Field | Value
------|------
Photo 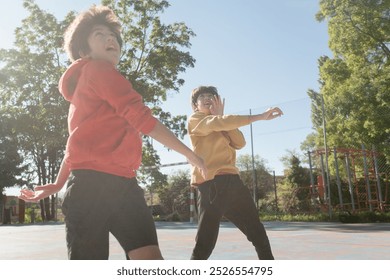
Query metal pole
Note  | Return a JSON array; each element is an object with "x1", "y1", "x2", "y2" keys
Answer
[
  {"x1": 190, "y1": 187, "x2": 195, "y2": 223},
  {"x1": 308, "y1": 151, "x2": 315, "y2": 194},
  {"x1": 308, "y1": 151, "x2": 316, "y2": 207},
  {"x1": 150, "y1": 189, "x2": 154, "y2": 214},
  {"x1": 0, "y1": 199, "x2": 3, "y2": 224},
  {"x1": 372, "y1": 145, "x2": 383, "y2": 210},
  {"x1": 55, "y1": 193, "x2": 58, "y2": 222},
  {"x1": 333, "y1": 148, "x2": 343, "y2": 209},
  {"x1": 320, "y1": 94, "x2": 332, "y2": 218},
  {"x1": 249, "y1": 109, "x2": 258, "y2": 208},
  {"x1": 362, "y1": 144, "x2": 373, "y2": 211},
  {"x1": 319, "y1": 153, "x2": 327, "y2": 201},
  {"x1": 345, "y1": 152, "x2": 356, "y2": 211},
  {"x1": 273, "y1": 171, "x2": 278, "y2": 212}
]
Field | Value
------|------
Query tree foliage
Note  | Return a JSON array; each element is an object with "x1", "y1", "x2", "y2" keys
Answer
[
  {"x1": 0, "y1": 0, "x2": 71, "y2": 220},
  {"x1": 156, "y1": 170, "x2": 191, "y2": 220},
  {"x1": 308, "y1": 0, "x2": 390, "y2": 161},
  {"x1": 0, "y1": 0, "x2": 196, "y2": 220},
  {"x1": 278, "y1": 151, "x2": 312, "y2": 212},
  {"x1": 0, "y1": 111, "x2": 25, "y2": 195},
  {"x1": 102, "y1": 0, "x2": 195, "y2": 177},
  {"x1": 101, "y1": 0, "x2": 197, "y2": 188},
  {"x1": 236, "y1": 154, "x2": 274, "y2": 203}
]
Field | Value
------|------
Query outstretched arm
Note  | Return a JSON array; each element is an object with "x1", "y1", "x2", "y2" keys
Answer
[
  {"x1": 250, "y1": 107, "x2": 283, "y2": 122},
  {"x1": 210, "y1": 94, "x2": 283, "y2": 122},
  {"x1": 19, "y1": 157, "x2": 70, "y2": 203},
  {"x1": 147, "y1": 120, "x2": 208, "y2": 179}
]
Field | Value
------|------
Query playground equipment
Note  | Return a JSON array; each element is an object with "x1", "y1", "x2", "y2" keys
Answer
[{"x1": 307, "y1": 146, "x2": 389, "y2": 213}]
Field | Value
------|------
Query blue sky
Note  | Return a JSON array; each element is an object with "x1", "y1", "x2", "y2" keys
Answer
[{"x1": 1, "y1": 0, "x2": 332, "y2": 184}]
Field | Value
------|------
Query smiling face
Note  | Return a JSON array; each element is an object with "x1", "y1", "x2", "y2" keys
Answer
[
  {"x1": 85, "y1": 24, "x2": 121, "y2": 65},
  {"x1": 195, "y1": 92, "x2": 216, "y2": 114}
]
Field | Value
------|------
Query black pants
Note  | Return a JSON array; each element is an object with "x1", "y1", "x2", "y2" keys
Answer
[
  {"x1": 62, "y1": 170, "x2": 158, "y2": 259},
  {"x1": 191, "y1": 174, "x2": 274, "y2": 260}
]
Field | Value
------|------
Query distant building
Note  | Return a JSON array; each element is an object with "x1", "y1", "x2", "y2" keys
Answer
[{"x1": 0, "y1": 195, "x2": 25, "y2": 224}]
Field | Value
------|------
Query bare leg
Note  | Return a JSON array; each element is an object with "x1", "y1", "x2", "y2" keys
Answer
[{"x1": 127, "y1": 245, "x2": 163, "y2": 260}]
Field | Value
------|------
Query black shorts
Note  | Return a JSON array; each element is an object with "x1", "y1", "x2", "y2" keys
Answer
[{"x1": 62, "y1": 169, "x2": 158, "y2": 259}]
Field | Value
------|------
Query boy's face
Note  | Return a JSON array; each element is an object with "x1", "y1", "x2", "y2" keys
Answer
[
  {"x1": 195, "y1": 93, "x2": 216, "y2": 114},
  {"x1": 86, "y1": 24, "x2": 121, "y2": 65}
]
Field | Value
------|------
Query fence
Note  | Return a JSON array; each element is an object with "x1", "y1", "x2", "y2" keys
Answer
[{"x1": 307, "y1": 146, "x2": 390, "y2": 214}]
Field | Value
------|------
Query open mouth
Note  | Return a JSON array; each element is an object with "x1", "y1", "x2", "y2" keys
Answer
[{"x1": 106, "y1": 46, "x2": 117, "y2": 52}]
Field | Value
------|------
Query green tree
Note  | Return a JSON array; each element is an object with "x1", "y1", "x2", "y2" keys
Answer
[
  {"x1": 138, "y1": 140, "x2": 168, "y2": 203},
  {"x1": 0, "y1": 0, "x2": 196, "y2": 220},
  {"x1": 102, "y1": 0, "x2": 196, "y2": 183},
  {"x1": 157, "y1": 170, "x2": 191, "y2": 220},
  {"x1": 285, "y1": 153, "x2": 311, "y2": 210},
  {"x1": 308, "y1": 0, "x2": 390, "y2": 163},
  {"x1": 281, "y1": 151, "x2": 312, "y2": 212},
  {"x1": 236, "y1": 154, "x2": 274, "y2": 209},
  {"x1": 0, "y1": 111, "x2": 25, "y2": 195},
  {"x1": 0, "y1": 0, "x2": 71, "y2": 220}
]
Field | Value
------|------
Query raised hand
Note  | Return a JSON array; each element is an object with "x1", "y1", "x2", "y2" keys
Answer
[{"x1": 210, "y1": 95, "x2": 225, "y2": 115}]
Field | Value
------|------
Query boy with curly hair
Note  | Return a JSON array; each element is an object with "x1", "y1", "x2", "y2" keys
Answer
[{"x1": 20, "y1": 5, "x2": 206, "y2": 260}]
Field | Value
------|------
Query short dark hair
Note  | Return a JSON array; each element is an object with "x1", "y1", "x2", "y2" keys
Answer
[
  {"x1": 191, "y1": 86, "x2": 218, "y2": 110},
  {"x1": 63, "y1": 5, "x2": 123, "y2": 62}
]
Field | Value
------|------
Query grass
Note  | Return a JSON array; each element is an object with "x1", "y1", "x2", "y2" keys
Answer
[
  {"x1": 260, "y1": 211, "x2": 390, "y2": 223},
  {"x1": 9, "y1": 208, "x2": 390, "y2": 225},
  {"x1": 260, "y1": 212, "x2": 334, "y2": 222}
]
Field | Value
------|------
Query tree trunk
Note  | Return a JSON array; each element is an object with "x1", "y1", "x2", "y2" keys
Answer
[
  {"x1": 18, "y1": 199, "x2": 25, "y2": 223},
  {"x1": 44, "y1": 197, "x2": 52, "y2": 221},
  {"x1": 39, "y1": 200, "x2": 46, "y2": 221}
]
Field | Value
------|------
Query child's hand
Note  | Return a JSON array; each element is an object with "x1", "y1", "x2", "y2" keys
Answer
[
  {"x1": 18, "y1": 184, "x2": 62, "y2": 203},
  {"x1": 210, "y1": 95, "x2": 225, "y2": 115},
  {"x1": 263, "y1": 107, "x2": 283, "y2": 120},
  {"x1": 187, "y1": 154, "x2": 208, "y2": 180}
]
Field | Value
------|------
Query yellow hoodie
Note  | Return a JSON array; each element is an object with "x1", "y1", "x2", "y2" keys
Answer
[{"x1": 188, "y1": 111, "x2": 251, "y2": 185}]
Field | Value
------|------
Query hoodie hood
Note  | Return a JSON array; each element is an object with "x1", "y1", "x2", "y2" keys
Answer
[{"x1": 58, "y1": 58, "x2": 90, "y2": 102}]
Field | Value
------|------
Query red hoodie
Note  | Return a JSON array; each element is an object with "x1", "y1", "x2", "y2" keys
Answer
[{"x1": 59, "y1": 58, "x2": 157, "y2": 178}]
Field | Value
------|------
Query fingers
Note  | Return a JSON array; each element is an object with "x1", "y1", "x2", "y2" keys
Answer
[
  {"x1": 265, "y1": 107, "x2": 283, "y2": 119},
  {"x1": 210, "y1": 95, "x2": 224, "y2": 115},
  {"x1": 188, "y1": 156, "x2": 208, "y2": 180},
  {"x1": 200, "y1": 165, "x2": 208, "y2": 179},
  {"x1": 274, "y1": 107, "x2": 283, "y2": 115},
  {"x1": 212, "y1": 95, "x2": 222, "y2": 106},
  {"x1": 18, "y1": 193, "x2": 40, "y2": 203},
  {"x1": 19, "y1": 188, "x2": 47, "y2": 203},
  {"x1": 197, "y1": 165, "x2": 207, "y2": 180},
  {"x1": 220, "y1": 97, "x2": 225, "y2": 115},
  {"x1": 20, "y1": 189, "x2": 35, "y2": 196}
]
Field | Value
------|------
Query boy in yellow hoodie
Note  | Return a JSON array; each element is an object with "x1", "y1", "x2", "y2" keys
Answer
[{"x1": 188, "y1": 86, "x2": 283, "y2": 259}]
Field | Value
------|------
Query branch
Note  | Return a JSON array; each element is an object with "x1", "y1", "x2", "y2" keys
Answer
[{"x1": 346, "y1": 10, "x2": 390, "y2": 59}]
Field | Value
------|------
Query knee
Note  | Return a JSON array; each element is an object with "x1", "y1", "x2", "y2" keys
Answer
[{"x1": 127, "y1": 245, "x2": 163, "y2": 260}]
